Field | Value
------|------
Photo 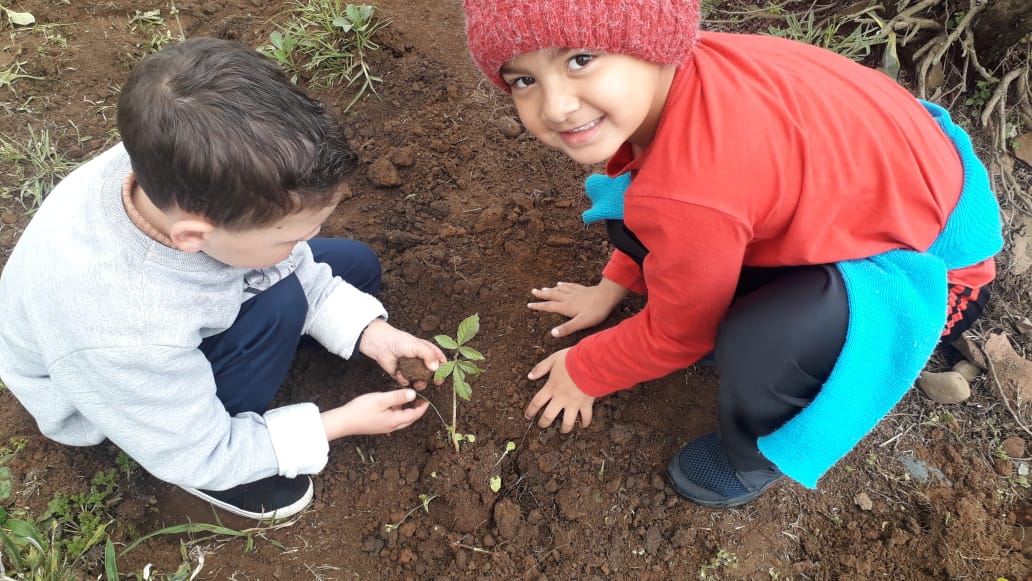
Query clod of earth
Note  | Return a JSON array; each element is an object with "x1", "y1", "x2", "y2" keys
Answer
[{"x1": 397, "y1": 357, "x2": 433, "y2": 384}]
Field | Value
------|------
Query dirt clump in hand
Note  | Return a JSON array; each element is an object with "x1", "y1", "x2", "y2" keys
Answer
[{"x1": 397, "y1": 357, "x2": 433, "y2": 384}]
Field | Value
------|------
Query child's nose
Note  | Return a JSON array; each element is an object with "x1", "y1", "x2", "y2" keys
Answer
[{"x1": 541, "y1": 86, "x2": 578, "y2": 123}]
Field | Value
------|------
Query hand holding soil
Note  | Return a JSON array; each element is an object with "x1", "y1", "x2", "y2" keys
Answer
[{"x1": 397, "y1": 356, "x2": 433, "y2": 386}]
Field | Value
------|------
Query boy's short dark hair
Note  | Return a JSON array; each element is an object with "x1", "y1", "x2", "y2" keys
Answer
[{"x1": 117, "y1": 37, "x2": 357, "y2": 230}]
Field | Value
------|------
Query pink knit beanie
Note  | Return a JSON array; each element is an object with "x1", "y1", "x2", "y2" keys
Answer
[{"x1": 464, "y1": 0, "x2": 702, "y2": 92}]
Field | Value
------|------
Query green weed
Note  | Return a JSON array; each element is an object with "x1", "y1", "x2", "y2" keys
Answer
[
  {"x1": 259, "y1": 1, "x2": 391, "y2": 111},
  {"x1": 384, "y1": 493, "x2": 436, "y2": 533},
  {"x1": 128, "y1": 5, "x2": 184, "y2": 54},
  {"x1": 0, "y1": 61, "x2": 44, "y2": 90},
  {"x1": 698, "y1": 548, "x2": 739, "y2": 579},
  {"x1": 0, "y1": 126, "x2": 79, "y2": 213},
  {"x1": 767, "y1": 10, "x2": 886, "y2": 62}
]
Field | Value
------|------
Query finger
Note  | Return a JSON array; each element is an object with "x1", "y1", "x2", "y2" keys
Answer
[
  {"x1": 393, "y1": 370, "x2": 411, "y2": 387},
  {"x1": 537, "y1": 401, "x2": 560, "y2": 429},
  {"x1": 393, "y1": 400, "x2": 430, "y2": 427},
  {"x1": 524, "y1": 387, "x2": 551, "y2": 420},
  {"x1": 385, "y1": 388, "x2": 417, "y2": 408},
  {"x1": 411, "y1": 379, "x2": 428, "y2": 391},
  {"x1": 560, "y1": 408, "x2": 577, "y2": 433},
  {"x1": 580, "y1": 404, "x2": 593, "y2": 429},
  {"x1": 552, "y1": 315, "x2": 592, "y2": 338},
  {"x1": 527, "y1": 354, "x2": 557, "y2": 381}
]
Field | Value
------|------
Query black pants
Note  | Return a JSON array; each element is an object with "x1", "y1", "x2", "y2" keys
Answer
[
  {"x1": 715, "y1": 265, "x2": 850, "y2": 472},
  {"x1": 714, "y1": 264, "x2": 989, "y2": 473}
]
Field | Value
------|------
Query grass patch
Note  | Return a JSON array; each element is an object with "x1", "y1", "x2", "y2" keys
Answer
[
  {"x1": 766, "y1": 8, "x2": 886, "y2": 62},
  {"x1": 0, "y1": 126, "x2": 79, "y2": 214},
  {"x1": 259, "y1": 1, "x2": 391, "y2": 111}
]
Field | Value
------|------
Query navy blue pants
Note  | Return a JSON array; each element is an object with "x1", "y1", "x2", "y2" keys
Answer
[{"x1": 199, "y1": 238, "x2": 382, "y2": 415}]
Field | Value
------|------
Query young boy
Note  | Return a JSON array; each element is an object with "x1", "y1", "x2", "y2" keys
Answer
[
  {"x1": 0, "y1": 38, "x2": 446, "y2": 520},
  {"x1": 463, "y1": 0, "x2": 1003, "y2": 507}
]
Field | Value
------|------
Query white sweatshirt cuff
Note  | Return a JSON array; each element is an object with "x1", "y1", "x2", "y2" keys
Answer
[
  {"x1": 306, "y1": 283, "x2": 388, "y2": 358},
  {"x1": 264, "y1": 403, "x2": 329, "y2": 478}
]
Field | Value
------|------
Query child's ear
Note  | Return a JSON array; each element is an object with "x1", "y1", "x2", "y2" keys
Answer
[{"x1": 168, "y1": 217, "x2": 215, "y2": 253}]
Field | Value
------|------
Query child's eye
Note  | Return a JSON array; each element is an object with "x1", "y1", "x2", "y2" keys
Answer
[
  {"x1": 568, "y1": 53, "x2": 594, "y2": 70},
  {"x1": 508, "y1": 76, "x2": 535, "y2": 89}
]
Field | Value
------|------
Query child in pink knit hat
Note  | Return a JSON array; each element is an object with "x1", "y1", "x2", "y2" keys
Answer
[{"x1": 463, "y1": 0, "x2": 1002, "y2": 507}]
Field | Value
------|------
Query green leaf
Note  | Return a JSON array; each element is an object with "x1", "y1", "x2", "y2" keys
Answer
[
  {"x1": 433, "y1": 361, "x2": 455, "y2": 382},
  {"x1": 489, "y1": 475, "x2": 502, "y2": 493},
  {"x1": 456, "y1": 313, "x2": 480, "y2": 345},
  {"x1": 0, "y1": 467, "x2": 11, "y2": 501},
  {"x1": 2, "y1": 8, "x2": 36, "y2": 26},
  {"x1": 104, "y1": 538, "x2": 119, "y2": 580},
  {"x1": 434, "y1": 334, "x2": 459, "y2": 349},
  {"x1": 505, "y1": 441, "x2": 516, "y2": 452},
  {"x1": 458, "y1": 346, "x2": 485, "y2": 361},
  {"x1": 331, "y1": 15, "x2": 353, "y2": 32},
  {"x1": 455, "y1": 377, "x2": 472, "y2": 401},
  {"x1": 457, "y1": 360, "x2": 481, "y2": 375}
]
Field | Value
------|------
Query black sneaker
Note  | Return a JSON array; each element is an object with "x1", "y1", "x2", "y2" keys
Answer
[{"x1": 183, "y1": 475, "x2": 314, "y2": 520}]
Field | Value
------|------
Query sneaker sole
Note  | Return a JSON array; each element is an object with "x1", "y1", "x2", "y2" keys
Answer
[
  {"x1": 666, "y1": 455, "x2": 782, "y2": 509},
  {"x1": 183, "y1": 478, "x2": 314, "y2": 520}
]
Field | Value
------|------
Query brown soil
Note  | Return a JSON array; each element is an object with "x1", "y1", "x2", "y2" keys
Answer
[{"x1": 1, "y1": 1, "x2": 1031, "y2": 579}]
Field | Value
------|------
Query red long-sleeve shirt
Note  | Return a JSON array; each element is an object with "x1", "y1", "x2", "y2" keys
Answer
[{"x1": 566, "y1": 32, "x2": 995, "y2": 397}]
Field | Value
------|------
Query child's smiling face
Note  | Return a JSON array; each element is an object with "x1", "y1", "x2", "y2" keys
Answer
[{"x1": 500, "y1": 49, "x2": 675, "y2": 164}]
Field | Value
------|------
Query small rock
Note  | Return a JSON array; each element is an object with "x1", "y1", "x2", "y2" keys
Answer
[
  {"x1": 854, "y1": 492, "x2": 873, "y2": 511},
  {"x1": 916, "y1": 371, "x2": 971, "y2": 403},
  {"x1": 983, "y1": 333, "x2": 1032, "y2": 402},
  {"x1": 951, "y1": 336, "x2": 988, "y2": 370},
  {"x1": 493, "y1": 498, "x2": 521, "y2": 540},
  {"x1": 1013, "y1": 131, "x2": 1032, "y2": 167},
  {"x1": 995, "y1": 458, "x2": 1014, "y2": 477},
  {"x1": 952, "y1": 360, "x2": 982, "y2": 381},
  {"x1": 545, "y1": 235, "x2": 577, "y2": 247},
  {"x1": 362, "y1": 536, "x2": 385, "y2": 553},
  {"x1": 419, "y1": 314, "x2": 441, "y2": 332},
  {"x1": 492, "y1": 116, "x2": 523, "y2": 139},
  {"x1": 439, "y1": 224, "x2": 466, "y2": 237},
  {"x1": 368, "y1": 157, "x2": 401, "y2": 187},
  {"x1": 390, "y1": 146, "x2": 417, "y2": 168}
]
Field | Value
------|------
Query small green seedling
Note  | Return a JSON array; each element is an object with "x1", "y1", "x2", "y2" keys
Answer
[
  {"x1": 488, "y1": 441, "x2": 516, "y2": 493},
  {"x1": 384, "y1": 493, "x2": 436, "y2": 533},
  {"x1": 433, "y1": 314, "x2": 485, "y2": 452},
  {"x1": 493, "y1": 441, "x2": 516, "y2": 468}
]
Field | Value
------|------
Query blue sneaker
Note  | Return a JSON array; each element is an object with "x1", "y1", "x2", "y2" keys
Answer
[{"x1": 667, "y1": 433, "x2": 783, "y2": 508}]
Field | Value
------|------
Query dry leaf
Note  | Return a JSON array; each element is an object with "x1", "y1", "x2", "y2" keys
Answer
[{"x1": 982, "y1": 333, "x2": 1032, "y2": 403}]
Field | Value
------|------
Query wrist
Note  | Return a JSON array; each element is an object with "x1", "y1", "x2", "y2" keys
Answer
[{"x1": 321, "y1": 406, "x2": 353, "y2": 440}]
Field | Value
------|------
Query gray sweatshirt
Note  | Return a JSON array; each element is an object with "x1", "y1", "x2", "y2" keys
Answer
[{"x1": 0, "y1": 144, "x2": 387, "y2": 490}]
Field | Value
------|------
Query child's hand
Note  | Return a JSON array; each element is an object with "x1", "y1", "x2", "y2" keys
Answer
[
  {"x1": 528, "y1": 278, "x2": 628, "y2": 338},
  {"x1": 358, "y1": 319, "x2": 447, "y2": 389},
  {"x1": 524, "y1": 348, "x2": 596, "y2": 433},
  {"x1": 321, "y1": 389, "x2": 429, "y2": 439}
]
